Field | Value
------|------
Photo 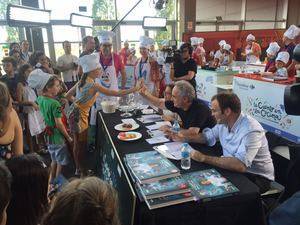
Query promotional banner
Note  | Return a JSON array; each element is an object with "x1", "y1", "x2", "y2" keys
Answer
[
  {"x1": 233, "y1": 76, "x2": 300, "y2": 144},
  {"x1": 196, "y1": 69, "x2": 234, "y2": 106},
  {"x1": 118, "y1": 65, "x2": 136, "y2": 89}
]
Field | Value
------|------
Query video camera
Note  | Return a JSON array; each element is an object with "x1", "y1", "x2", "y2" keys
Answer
[{"x1": 162, "y1": 40, "x2": 180, "y2": 64}]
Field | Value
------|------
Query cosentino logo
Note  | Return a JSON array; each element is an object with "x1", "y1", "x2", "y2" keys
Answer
[{"x1": 234, "y1": 80, "x2": 255, "y2": 90}]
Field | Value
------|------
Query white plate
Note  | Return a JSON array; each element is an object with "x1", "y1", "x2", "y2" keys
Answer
[
  {"x1": 117, "y1": 131, "x2": 142, "y2": 141},
  {"x1": 114, "y1": 123, "x2": 139, "y2": 131}
]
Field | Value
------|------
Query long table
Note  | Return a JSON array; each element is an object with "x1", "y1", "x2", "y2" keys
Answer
[{"x1": 96, "y1": 110, "x2": 266, "y2": 225}]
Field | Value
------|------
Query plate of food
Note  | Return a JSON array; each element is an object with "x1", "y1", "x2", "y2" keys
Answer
[
  {"x1": 114, "y1": 123, "x2": 139, "y2": 131},
  {"x1": 117, "y1": 131, "x2": 142, "y2": 141}
]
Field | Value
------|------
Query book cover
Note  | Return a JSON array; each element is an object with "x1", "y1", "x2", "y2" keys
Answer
[
  {"x1": 125, "y1": 151, "x2": 180, "y2": 184},
  {"x1": 138, "y1": 176, "x2": 190, "y2": 199},
  {"x1": 183, "y1": 169, "x2": 239, "y2": 201},
  {"x1": 145, "y1": 192, "x2": 195, "y2": 210}
]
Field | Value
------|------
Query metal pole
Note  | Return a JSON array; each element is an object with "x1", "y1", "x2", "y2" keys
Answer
[
  {"x1": 111, "y1": 0, "x2": 143, "y2": 31},
  {"x1": 46, "y1": 25, "x2": 56, "y2": 63}
]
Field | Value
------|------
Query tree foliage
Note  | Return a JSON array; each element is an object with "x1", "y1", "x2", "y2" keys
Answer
[
  {"x1": 0, "y1": 0, "x2": 20, "y2": 42},
  {"x1": 92, "y1": 0, "x2": 115, "y2": 35},
  {"x1": 154, "y1": 0, "x2": 177, "y2": 45}
]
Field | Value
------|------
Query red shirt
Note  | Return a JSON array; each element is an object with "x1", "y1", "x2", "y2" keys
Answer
[
  {"x1": 264, "y1": 59, "x2": 276, "y2": 72},
  {"x1": 99, "y1": 52, "x2": 124, "y2": 76},
  {"x1": 119, "y1": 48, "x2": 129, "y2": 65}
]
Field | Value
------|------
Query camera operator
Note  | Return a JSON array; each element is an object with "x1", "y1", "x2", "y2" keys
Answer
[{"x1": 170, "y1": 42, "x2": 197, "y2": 91}]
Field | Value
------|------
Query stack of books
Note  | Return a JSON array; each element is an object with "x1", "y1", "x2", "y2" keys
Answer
[{"x1": 124, "y1": 151, "x2": 239, "y2": 210}]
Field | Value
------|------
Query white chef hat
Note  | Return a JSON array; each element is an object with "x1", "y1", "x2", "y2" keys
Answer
[
  {"x1": 218, "y1": 40, "x2": 226, "y2": 47},
  {"x1": 190, "y1": 37, "x2": 199, "y2": 46},
  {"x1": 198, "y1": 37, "x2": 204, "y2": 44},
  {"x1": 79, "y1": 53, "x2": 101, "y2": 73},
  {"x1": 157, "y1": 56, "x2": 165, "y2": 65},
  {"x1": 161, "y1": 39, "x2": 169, "y2": 47},
  {"x1": 139, "y1": 36, "x2": 152, "y2": 49},
  {"x1": 276, "y1": 51, "x2": 290, "y2": 64},
  {"x1": 98, "y1": 30, "x2": 115, "y2": 44},
  {"x1": 223, "y1": 44, "x2": 231, "y2": 51},
  {"x1": 246, "y1": 34, "x2": 255, "y2": 41},
  {"x1": 284, "y1": 25, "x2": 300, "y2": 40},
  {"x1": 28, "y1": 69, "x2": 53, "y2": 91},
  {"x1": 266, "y1": 42, "x2": 281, "y2": 56}
]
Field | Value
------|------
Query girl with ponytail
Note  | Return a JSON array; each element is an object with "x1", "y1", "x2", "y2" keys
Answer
[{"x1": 65, "y1": 53, "x2": 140, "y2": 176}]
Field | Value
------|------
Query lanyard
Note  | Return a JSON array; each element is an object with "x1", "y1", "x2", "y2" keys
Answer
[
  {"x1": 139, "y1": 57, "x2": 148, "y2": 78},
  {"x1": 100, "y1": 55, "x2": 113, "y2": 72}
]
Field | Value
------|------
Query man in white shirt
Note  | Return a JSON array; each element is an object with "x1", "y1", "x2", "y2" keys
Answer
[
  {"x1": 172, "y1": 93, "x2": 274, "y2": 193},
  {"x1": 20, "y1": 40, "x2": 32, "y2": 63},
  {"x1": 57, "y1": 41, "x2": 79, "y2": 90}
]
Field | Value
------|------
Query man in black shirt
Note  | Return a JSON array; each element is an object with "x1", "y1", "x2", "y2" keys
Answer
[
  {"x1": 140, "y1": 80, "x2": 216, "y2": 135},
  {"x1": 171, "y1": 43, "x2": 198, "y2": 90}
]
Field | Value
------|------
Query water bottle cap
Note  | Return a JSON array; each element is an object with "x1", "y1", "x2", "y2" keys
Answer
[{"x1": 183, "y1": 143, "x2": 188, "y2": 147}]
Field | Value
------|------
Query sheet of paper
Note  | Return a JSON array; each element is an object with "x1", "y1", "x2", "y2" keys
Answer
[
  {"x1": 146, "y1": 121, "x2": 172, "y2": 131},
  {"x1": 121, "y1": 118, "x2": 137, "y2": 124},
  {"x1": 146, "y1": 136, "x2": 170, "y2": 145},
  {"x1": 142, "y1": 109, "x2": 154, "y2": 114},
  {"x1": 148, "y1": 129, "x2": 165, "y2": 137},
  {"x1": 146, "y1": 124, "x2": 162, "y2": 131},
  {"x1": 137, "y1": 114, "x2": 162, "y2": 124},
  {"x1": 153, "y1": 142, "x2": 188, "y2": 160},
  {"x1": 142, "y1": 114, "x2": 161, "y2": 119},
  {"x1": 155, "y1": 121, "x2": 172, "y2": 127},
  {"x1": 164, "y1": 142, "x2": 186, "y2": 160},
  {"x1": 153, "y1": 145, "x2": 177, "y2": 160}
]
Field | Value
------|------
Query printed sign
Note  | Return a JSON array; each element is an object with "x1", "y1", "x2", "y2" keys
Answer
[
  {"x1": 118, "y1": 65, "x2": 136, "y2": 89},
  {"x1": 233, "y1": 76, "x2": 300, "y2": 143}
]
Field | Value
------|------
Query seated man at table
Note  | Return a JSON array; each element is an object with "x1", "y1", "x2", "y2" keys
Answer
[
  {"x1": 140, "y1": 80, "x2": 216, "y2": 135},
  {"x1": 172, "y1": 93, "x2": 274, "y2": 193}
]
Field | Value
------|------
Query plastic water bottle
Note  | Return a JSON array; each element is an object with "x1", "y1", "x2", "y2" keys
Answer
[
  {"x1": 172, "y1": 120, "x2": 180, "y2": 133},
  {"x1": 181, "y1": 143, "x2": 191, "y2": 170}
]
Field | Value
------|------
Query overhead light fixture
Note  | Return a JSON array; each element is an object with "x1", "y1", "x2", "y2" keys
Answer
[
  {"x1": 6, "y1": 4, "x2": 51, "y2": 27},
  {"x1": 143, "y1": 16, "x2": 167, "y2": 31},
  {"x1": 70, "y1": 13, "x2": 93, "y2": 28},
  {"x1": 154, "y1": 0, "x2": 168, "y2": 10}
]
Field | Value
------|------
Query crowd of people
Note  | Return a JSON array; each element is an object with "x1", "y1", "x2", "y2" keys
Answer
[{"x1": 0, "y1": 23, "x2": 300, "y2": 225}]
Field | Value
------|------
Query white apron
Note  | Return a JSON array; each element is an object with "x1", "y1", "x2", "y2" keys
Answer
[
  {"x1": 160, "y1": 51, "x2": 172, "y2": 85},
  {"x1": 245, "y1": 47, "x2": 260, "y2": 64},
  {"x1": 90, "y1": 55, "x2": 119, "y2": 125},
  {"x1": 23, "y1": 86, "x2": 46, "y2": 136},
  {"x1": 135, "y1": 57, "x2": 154, "y2": 105},
  {"x1": 135, "y1": 57, "x2": 154, "y2": 92}
]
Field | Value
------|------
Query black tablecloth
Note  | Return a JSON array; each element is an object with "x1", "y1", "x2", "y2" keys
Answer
[{"x1": 97, "y1": 110, "x2": 266, "y2": 225}]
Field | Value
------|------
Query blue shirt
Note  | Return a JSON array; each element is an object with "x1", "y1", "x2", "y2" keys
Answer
[
  {"x1": 269, "y1": 191, "x2": 300, "y2": 225},
  {"x1": 203, "y1": 113, "x2": 274, "y2": 180}
]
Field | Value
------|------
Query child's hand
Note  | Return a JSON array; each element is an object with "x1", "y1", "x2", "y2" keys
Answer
[
  {"x1": 66, "y1": 136, "x2": 73, "y2": 143},
  {"x1": 31, "y1": 102, "x2": 39, "y2": 111}
]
